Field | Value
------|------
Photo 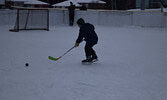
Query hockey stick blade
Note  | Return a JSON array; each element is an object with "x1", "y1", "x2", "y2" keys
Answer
[
  {"x1": 48, "y1": 56, "x2": 62, "y2": 61},
  {"x1": 48, "y1": 46, "x2": 75, "y2": 62}
]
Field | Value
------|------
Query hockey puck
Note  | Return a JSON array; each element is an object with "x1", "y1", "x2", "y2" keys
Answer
[{"x1": 25, "y1": 63, "x2": 29, "y2": 67}]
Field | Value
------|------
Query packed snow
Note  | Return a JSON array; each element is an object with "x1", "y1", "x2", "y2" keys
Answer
[{"x1": 0, "y1": 25, "x2": 167, "y2": 100}]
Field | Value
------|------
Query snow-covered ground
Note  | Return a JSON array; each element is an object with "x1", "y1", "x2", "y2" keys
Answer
[{"x1": 0, "y1": 25, "x2": 167, "y2": 100}]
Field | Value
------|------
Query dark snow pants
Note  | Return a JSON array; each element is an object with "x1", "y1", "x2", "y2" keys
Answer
[
  {"x1": 85, "y1": 42, "x2": 97, "y2": 58},
  {"x1": 69, "y1": 14, "x2": 74, "y2": 26}
]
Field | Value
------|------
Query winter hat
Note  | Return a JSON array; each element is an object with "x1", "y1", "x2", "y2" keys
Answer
[{"x1": 77, "y1": 18, "x2": 85, "y2": 25}]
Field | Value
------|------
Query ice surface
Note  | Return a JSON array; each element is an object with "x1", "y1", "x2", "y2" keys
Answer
[{"x1": 0, "y1": 25, "x2": 167, "y2": 100}]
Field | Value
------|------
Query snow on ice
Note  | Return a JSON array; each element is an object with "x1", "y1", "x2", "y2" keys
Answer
[{"x1": 0, "y1": 25, "x2": 167, "y2": 100}]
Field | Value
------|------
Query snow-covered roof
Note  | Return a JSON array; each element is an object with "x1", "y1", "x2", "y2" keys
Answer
[
  {"x1": 25, "y1": 0, "x2": 48, "y2": 5},
  {"x1": 77, "y1": 0, "x2": 105, "y2": 3},
  {"x1": 11, "y1": 0, "x2": 29, "y2": 1},
  {"x1": 53, "y1": 0, "x2": 105, "y2": 7},
  {"x1": 11, "y1": 0, "x2": 48, "y2": 5},
  {"x1": 52, "y1": 0, "x2": 81, "y2": 7}
]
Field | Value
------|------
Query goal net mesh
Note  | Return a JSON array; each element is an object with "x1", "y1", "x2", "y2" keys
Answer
[{"x1": 10, "y1": 7, "x2": 49, "y2": 32}]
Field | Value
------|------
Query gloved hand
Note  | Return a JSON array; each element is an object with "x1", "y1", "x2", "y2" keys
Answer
[{"x1": 75, "y1": 43, "x2": 79, "y2": 47}]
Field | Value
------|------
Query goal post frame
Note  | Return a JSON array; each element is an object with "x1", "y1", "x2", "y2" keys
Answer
[{"x1": 9, "y1": 7, "x2": 49, "y2": 32}]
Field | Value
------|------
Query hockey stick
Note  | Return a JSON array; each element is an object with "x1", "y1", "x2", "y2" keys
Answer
[{"x1": 48, "y1": 46, "x2": 75, "y2": 61}]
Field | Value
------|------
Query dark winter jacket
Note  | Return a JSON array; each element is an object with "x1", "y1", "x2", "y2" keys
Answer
[{"x1": 76, "y1": 23, "x2": 98, "y2": 45}]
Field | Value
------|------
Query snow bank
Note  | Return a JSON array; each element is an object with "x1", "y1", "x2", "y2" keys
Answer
[{"x1": 0, "y1": 9, "x2": 167, "y2": 28}]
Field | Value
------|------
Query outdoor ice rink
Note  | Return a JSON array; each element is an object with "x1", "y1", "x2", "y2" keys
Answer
[{"x1": 0, "y1": 25, "x2": 167, "y2": 100}]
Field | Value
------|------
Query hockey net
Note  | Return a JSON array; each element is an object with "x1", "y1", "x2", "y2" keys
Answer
[{"x1": 10, "y1": 7, "x2": 49, "y2": 32}]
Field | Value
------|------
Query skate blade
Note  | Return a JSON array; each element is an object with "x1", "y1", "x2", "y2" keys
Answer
[
  {"x1": 92, "y1": 59, "x2": 98, "y2": 62},
  {"x1": 81, "y1": 59, "x2": 98, "y2": 65},
  {"x1": 82, "y1": 62, "x2": 92, "y2": 65}
]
